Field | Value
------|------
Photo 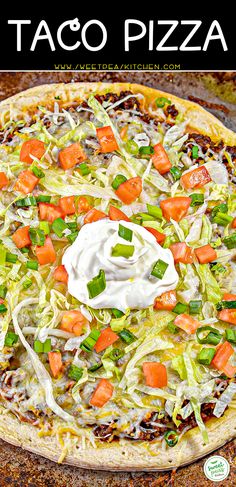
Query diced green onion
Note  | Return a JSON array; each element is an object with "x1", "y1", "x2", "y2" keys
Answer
[
  {"x1": 151, "y1": 259, "x2": 168, "y2": 279},
  {"x1": 43, "y1": 339, "x2": 52, "y2": 353},
  {"x1": 130, "y1": 215, "x2": 142, "y2": 225},
  {"x1": 216, "y1": 300, "x2": 236, "y2": 311},
  {"x1": 21, "y1": 247, "x2": 30, "y2": 254},
  {"x1": 167, "y1": 321, "x2": 179, "y2": 334},
  {"x1": 164, "y1": 430, "x2": 179, "y2": 447},
  {"x1": 36, "y1": 195, "x2": 51, "y2": 203},
  {"x1": 189, "y1": 300, "x2": 202, "y2": 314},
  {"x1": 210, "y1": 263, "x2": 227, "y2": 275},
  {"x1": 80, "y1": 329, "x2": 101, "y2": 352},
  {"x1": 0, "y1": 304, "x2": 7, "y2": 314},
  {"x1": 139, "y1": 146, "x2": 154, "y2": 156},
  {"x1": 213, "y1": 212, "x2": 233, "y2": 226},
  {"x1": 15, "y1": 196, "x2": 37, "y2": 207},
  {"x1": 68, "y1": 364, "x2": 83, "y2": 381},
  {"x1": 196, "y1": 326, "x2": 222, "y2": 345},
  {"x1": 138, "y1": 213, "x2": 155, "y2": 222},
  {"x1": 23, "y1": 277, "x2": 33, "y2": 289},
  {"x1": 67, "y1": 222, "x2": 78, "y2": 232},
  {"x1": 109, "y1": 348, "x2": 124, "y2": 361},
  {"x1": 211, "y1": 203, "x2": 228, "y2": 219},
  {"x1": 34, "y1": 340, "x2": 44, "y2": 353},
  {"x1": 4, "y1": 332, "x2": 18, "y2": 347},
  {"x1": 225, "y1": 329, "x2": 236, "y2": 344},
  {"x1": 112, "y1": 243, "x2": 134, "y2": 258},
  {"x1": 223, "y1": 233, "x2": 236, "y2": 249},
  {"x1": 6, "y1": 252, "x2": 17, "y2": 263},
  {"x1": 39, "y1": 221, "x2": 50, "y2": 235},
  {"x1": 147, "y1": 204, "x2": 163, "y2": 220},
  {"x1": 79, "y1": 163, "x2": 90, "y2": 176},
  {"x1": 111, "y1": 174, "x2": 127, "y2": 190},
  {"x1": 119, "y1": 328, "x2": 137, "y2": 344},
  {"x1": 173, "y1": 302, "x2": 188, "y2": 314},
  {"x1": 26, "y1": 260, "x2": 39, "y2": 270},
  {"x1": 118, "y1": 224, "x2": 133, "y2": 242},
  {"x1": 34, "y1": 339, "x2": 51, "y2": 353},
  {"x1": 155, "y1": 97, "x2": 171, "y2": 108},
  {"x1": 52, "y1": 218, "x2": 68, "y2": 238},
  {"x1": 88, "y1": 362, "x2": 103, "y2": 372},
  {"x1": 190, "y1": 193, "x2": 204, "y2": 207},
  {"x1": 170, "y1": 166, "x2": 182, "y2": 181},
  {"x1": 192, "y1": 146, "x2": 199, "y2": 159},
  {"x1": 197, "y1": 348, "x2": 216, "y2": 365},
  {"x1": 29, "y1": 228, "x2": 46, "y2": 246},
  {"x1": 67, "y1": 231, "x2": 79, "y2": 244},
  {"x1": 31, "y1": 165, "x2": 45, "y2": 178},
  {"x1": 0, "y1": 285, "x2": 7, "y2": 299},
  {"x1": 112, "y1": 308, "x2": 124, "y2": 319},
  {"x1": 87, "y1": 270, "x2": 106, "y2": 299},
  {"x1": 125, "y1": 140, "x2": 139, "y2": 155}
]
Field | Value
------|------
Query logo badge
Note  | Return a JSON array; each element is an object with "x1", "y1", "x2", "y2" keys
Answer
[{"x1": 204, "y1": 455, "x2": 230, "y2": 482}]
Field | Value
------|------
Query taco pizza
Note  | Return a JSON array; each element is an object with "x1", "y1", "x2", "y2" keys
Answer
[{"x1": 0, "y1": 82, "x2": 236, "y2": 471}]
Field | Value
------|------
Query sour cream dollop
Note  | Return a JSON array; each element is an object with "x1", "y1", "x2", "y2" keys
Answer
[{"x1": 62, "y1": 220, "x2": 178, "y2": 312}]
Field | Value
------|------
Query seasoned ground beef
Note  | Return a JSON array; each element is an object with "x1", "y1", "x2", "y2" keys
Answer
[
  {"x1": 94, "y1": 91, "x2": 140, "y2": 111},
  {"x1": 165, "y1": 104, "x2": 179, "y2": 118},
  {"x1": 93, "y1": 423, "x2": 115, "y2": 442}
]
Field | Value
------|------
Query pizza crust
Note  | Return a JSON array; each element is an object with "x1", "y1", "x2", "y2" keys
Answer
[
  {"x1": 1, "y1": 82, "x2": 236, "y2": 145},
  {"x1": 0, "y1": 82, "x2": 236, "y2": 470},
  {"x1": 0, "y1": 406, "x2": 236, "y2": 471}
]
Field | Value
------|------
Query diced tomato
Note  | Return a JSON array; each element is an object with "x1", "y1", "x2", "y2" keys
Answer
[
  {"x1": 96, "y1": 126, "x2": 118, "y2": 153},
  {"x1": 144, "y1": 227, "x2": 166, "y2": 245},
  {"x1": 53, "y1": 265, "x2": 68, "y2": 284},
  {"x1": 115, "y1": 177, "x2": 142, "y2": 205},
  {"x1": 48, "y1": 351, "x2": 63, "y2": 378},
  {"x1": 94, "y1": 327, "x2": 119, "y2": 353},
  {"x1": 174, "y1": 314, "x2": 201, "y2": 334},
  {"x1": 35, "y1": 236, "x2": 56, "y2": 265},
  {"x1": 195, "y1": 244, "x2": 217, "y2": 264},
  {"x1": 89, "y1": 378, "x2": 114, "y2": 407},
  {"x1": 38, "y1": 203, "x2": 64, "y2": 223},
  {"x1": 0, "y1": 172, "x2": 9, "y2": 189},
  {"x1": 154, "y1": 290, "x2": 177, "y2": 311},
  {"x1": 152, "y1": 143, "x2": 172, "y2": 175},
  {"x1": 20, "y1": 139, "x2": 46, "y2": 164},
  {"x1": 160, "y1": 197, "x2": 191, "y2": 222},
  {"x1": 84, "y1": 208, "x2": 107, "y2": 224},
  {"x1": 142, "y1": 362, "x2": 167, "y2": 388},
  {"x1": 12, "y1": 226, "x2": 31, "y2": 249},
  {"x1": 223, "y1": 294, "x2": 236, "y2": 301},
  {"x1": 59, "y1": 142, "x2": 87, "y2": 170},
  {"x1": 232, "y1": 218, "x2": 236, "y2": 229},
  {"x1": 170, "y1": 242, "x2": 194, "y2": 264},
  {"x1": 211, "y1": 341, "x2": 234, "y2": 371},
  {"x1": 14, "y1": 170, "x2": 39, "y2": 194},
  {"x1": 108, "y1": 205, "x2": 130, "y2": 222},
  {"x1": 60, "y1": 310, "x2": 87, "y2": 336},
  {"x1": 0, "y1": 298, "x2": 4, "y2": 304},
  {"x1": 218, "y1": 309, "x2": 236, "y2": 325},
  {"x1": 180, "y1": 166, "x2": 211, "y2": 190},
  {"x1": 77, "y1": 197, "x2": 92, "y2": 214},
  {"x1": 221, "y1": 362, "x2": 236, "y2": 378},
  {"x1": 59, "y1": 196, "x2": 76, "y2": 215}
]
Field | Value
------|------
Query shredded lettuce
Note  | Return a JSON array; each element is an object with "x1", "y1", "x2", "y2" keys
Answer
[
  {"x1": 12, "y1": 298, "x2": 74, "y2": 422},
  {"x1": 195, "y1": 264, "x2": 222, "y2": 304},
  {"x1": 213, "y1": 382, "x2": 236, "y2": 418}
]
